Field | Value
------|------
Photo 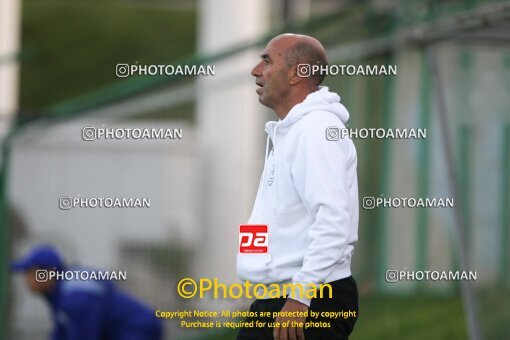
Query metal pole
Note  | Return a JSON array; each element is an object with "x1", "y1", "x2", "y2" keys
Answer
[
  {"x1": 0, "y1": 0, "x2": 20, "y2": 139},
  {"x1": 426, "y1": 45, "x2": 482, "y2": 340},
  {"x1": 0, "y1": 0, "x2": 21, "y2": 334},
  {"x1": 282, "y1": 0, "x2": 291, "y2": 27}
]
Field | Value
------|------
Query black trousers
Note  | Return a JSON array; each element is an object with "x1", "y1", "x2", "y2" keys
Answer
[{"x1": 236, "y1": 276, "x2": 358, "y2": 340}]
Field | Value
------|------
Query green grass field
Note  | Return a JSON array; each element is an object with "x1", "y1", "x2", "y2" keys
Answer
[
  {"x1": 197, "y1": 294, "x2": 467, "y2": 340},
  {"x1": 352, "y1": 294, "x2": 467, "y2": 339},
  {"x1": 20, "y1": 0, "x2": 196, "y2": 115},
  {"x1": 191, "y1": 288, "x2": 510, "y2": 340}
]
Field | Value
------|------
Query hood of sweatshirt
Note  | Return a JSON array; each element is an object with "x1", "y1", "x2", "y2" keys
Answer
[
  {"x1": 264, "y1": 86, "x2": 349, "y2": 158},
  {"x1": 266, "y1": 86, "x2": 349, "y2": 131}
]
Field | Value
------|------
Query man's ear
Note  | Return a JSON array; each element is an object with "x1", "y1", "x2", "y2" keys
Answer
[{"x1": 288, "y1": 65, "x2": 302, "y2": 86}]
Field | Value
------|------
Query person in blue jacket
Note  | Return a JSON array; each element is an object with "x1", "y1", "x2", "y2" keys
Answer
[{"x1": 11, "y1": 245, "x2": 163, "y2": 340}]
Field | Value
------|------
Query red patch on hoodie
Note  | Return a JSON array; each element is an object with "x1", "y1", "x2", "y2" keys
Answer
[{"x1": 239, "y1": 225, "x2": 268, "y2": 253}]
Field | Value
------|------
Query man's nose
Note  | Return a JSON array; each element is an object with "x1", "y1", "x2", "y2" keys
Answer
[{"x1": 251, "y1": 62, "x2": 262, "y2": 77}]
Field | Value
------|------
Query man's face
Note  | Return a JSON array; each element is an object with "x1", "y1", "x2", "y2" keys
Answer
[
  {"x1": 251, "y1": 38, "x2": 293, "y2": 110},
  {"x1": 24, "y1": 268, "x2": 56, "y2": 294}
]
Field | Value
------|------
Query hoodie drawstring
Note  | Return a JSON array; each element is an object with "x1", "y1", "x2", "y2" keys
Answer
[
  {"x1": 273, "y1": 125, "x2": 278, "y2": 215},
  {"x1": 264, "y1": 135, "x2": 270, "y2": 160}
]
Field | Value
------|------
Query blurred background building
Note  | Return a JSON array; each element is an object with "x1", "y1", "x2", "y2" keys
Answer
[{"x1": 1, "y1": 0, "x2": 509, "y2": 339}]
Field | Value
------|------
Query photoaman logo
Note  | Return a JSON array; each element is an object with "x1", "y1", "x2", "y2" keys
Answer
[{"x1": 239, "y1": 225, "x2": 268, "y2": 253}]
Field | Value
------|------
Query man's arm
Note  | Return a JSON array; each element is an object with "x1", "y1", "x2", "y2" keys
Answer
[
  {"x1": 60, "y1": 292, "x2": 106, "y2": 339},
  {"x1": 290, "y1": 116, "x2": 354, "y2": 305},
  {"x1": 51, "y1": 319, "x2": 67, "y2": 340},
  {"x1": 274, "y1": 115, "x2": 355, "y2": 340}
]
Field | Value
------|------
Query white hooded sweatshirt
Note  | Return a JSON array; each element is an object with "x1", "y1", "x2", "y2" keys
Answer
[{"x1": 237, "y1": 86, "x2": 359, "y2": 306}]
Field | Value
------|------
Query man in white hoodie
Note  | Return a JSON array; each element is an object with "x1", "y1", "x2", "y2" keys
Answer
[{"x1": 236, "y1": 34, "x2": 359, "y2": 340}]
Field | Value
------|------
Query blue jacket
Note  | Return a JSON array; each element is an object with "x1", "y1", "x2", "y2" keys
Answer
[{"x1": 45, "y1": 268, "x2": 162, "y2": 340}]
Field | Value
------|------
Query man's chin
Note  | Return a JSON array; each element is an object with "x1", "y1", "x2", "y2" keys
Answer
[
  {"x1": 255, "y1": 92, "x2": 274, "y2": 110},
  {"x1": 258, "y1": 97, "x2": 270, "y2": 108}
]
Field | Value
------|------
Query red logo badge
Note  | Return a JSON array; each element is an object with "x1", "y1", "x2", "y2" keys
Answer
[{"x1": 239, "y1": 225, "x2": 268, "y2": 253}]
